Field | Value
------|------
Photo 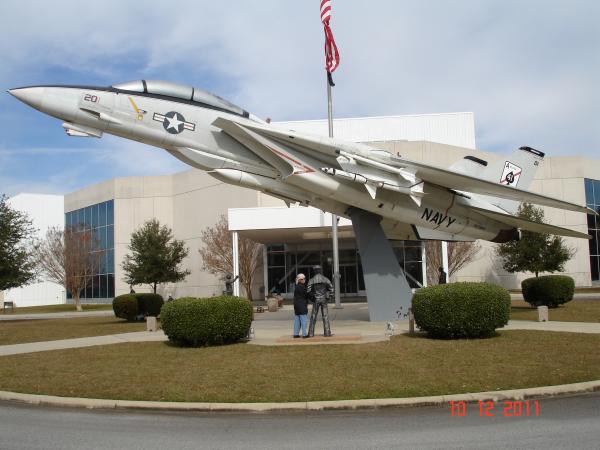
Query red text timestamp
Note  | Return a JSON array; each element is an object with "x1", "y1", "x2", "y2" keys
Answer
[{"x1": 450, "y1": 400, "x2": 540, "y2": 417}]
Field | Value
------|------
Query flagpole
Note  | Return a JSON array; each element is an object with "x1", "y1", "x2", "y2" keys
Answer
[
  {"x1": 321, "y1": 0, "x2": 341, "y2": 308},
  {"x1": 327, "y1": 73, "x2": 342, "y2": 309}
]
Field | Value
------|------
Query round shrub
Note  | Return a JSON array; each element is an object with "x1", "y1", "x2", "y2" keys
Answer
[
  {"x1": 112, "y1": 294, "x2": 139, "y2": 321},
  {"x1": 134, "y1": 293, "x2": 164, "y2": 317},
  {"x1": 412, "y1": 282, "x2": 510, "y2": 339},
  {"x1": 160, "y1": 295, "x2": 253, "y2": 347},
  {"x1": 521, "y1": 275, "x2": 574, "y2": 308}
]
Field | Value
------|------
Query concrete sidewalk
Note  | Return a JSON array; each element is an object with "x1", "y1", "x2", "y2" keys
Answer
[{"x1": 0, "y1": 331, "x2": 167, "y2": 356}]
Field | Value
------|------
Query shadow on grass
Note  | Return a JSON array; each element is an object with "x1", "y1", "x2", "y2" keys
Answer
[
  {"x1": 161, "y1": 338, "x2": 251, "y2": 349},
  {"x1": 401, "y1": 330, "x2": 503, "y2": 340}
]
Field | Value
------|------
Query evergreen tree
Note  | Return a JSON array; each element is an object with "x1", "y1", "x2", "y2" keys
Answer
[
  {"x1": 496, "y1": 203, "x2": 574, "y2": 277},
  {"x1": 122, "y1": 219, "x2": 190, "y2": 293},
  {"x1": 0, "y1": 195, "x2": 37, "y2": 291}
]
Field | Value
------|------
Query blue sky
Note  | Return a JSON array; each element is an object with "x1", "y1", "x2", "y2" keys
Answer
[{"x1": 1, "y1": 0, "x2": 598, "y2": 196}]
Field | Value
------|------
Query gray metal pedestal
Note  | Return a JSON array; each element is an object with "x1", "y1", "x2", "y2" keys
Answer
[{"x1": 348, "y1": 208, "x2": 413, "y2": 321}]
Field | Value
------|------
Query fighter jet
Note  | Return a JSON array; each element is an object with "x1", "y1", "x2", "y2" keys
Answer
[
  {"x1": 8, "y1": 80, "x2": 592, "y2": 243},
  {"x1": 10, "y1": 80, "x2": 594, "y2": 320}
]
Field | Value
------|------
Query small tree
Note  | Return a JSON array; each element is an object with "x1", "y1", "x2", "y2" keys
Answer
[
  {"x1": 34, "y1": 225, "x2": 103, "y2": 312},
  {"x1": 0, "y1": 195, "x2": 37, "y2": 292},
  {"x1": 122, "y1": 219, "x2": 190, "y2": 293},
  {"x1": 495, "y1": 203, "x2": 575, "y2": 277},
  {"x1": 199, "y1": 215, "x2": 262, "y2": 301},
  {"x1": 425, "y1": 241, "x2": 480, "y2": 285}
]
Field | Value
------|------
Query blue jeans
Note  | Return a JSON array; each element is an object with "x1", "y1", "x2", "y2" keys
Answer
[{"x1": 294, "y1": 314, "x2": 308, "y2": 336}]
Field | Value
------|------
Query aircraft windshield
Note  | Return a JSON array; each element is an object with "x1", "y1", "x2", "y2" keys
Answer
[{"x1": 112, "y1": 80, "x2": 247, "y2": 117}]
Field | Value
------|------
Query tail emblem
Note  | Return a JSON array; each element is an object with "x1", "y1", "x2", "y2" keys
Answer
[{"x1": 500, "y1": 161, "x2": 522, "y2": 186}]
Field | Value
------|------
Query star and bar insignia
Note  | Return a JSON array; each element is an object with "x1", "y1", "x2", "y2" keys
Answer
[{"x1": 153, "y1": 111, "x2": 196, "y2": 134}]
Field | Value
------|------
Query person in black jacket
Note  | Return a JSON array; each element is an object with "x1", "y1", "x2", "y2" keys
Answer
[{"x1": 293, "y1": 273, "x2": 310, "y2": 338}]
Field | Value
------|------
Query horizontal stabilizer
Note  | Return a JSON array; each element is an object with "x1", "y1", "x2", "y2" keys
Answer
[
  {"x1": 471, "y1": 206, "x2": 590, "y2": 239},
  {"x1": 384, "y1": 155, "x2": 593, "y2": 215}
]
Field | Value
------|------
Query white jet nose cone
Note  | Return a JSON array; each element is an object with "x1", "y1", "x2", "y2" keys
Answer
[{"x1": 8, "y1": 87, "x2": 45, "y2": 110}]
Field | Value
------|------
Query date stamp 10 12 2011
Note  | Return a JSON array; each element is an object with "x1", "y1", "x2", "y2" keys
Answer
[{"x1": 450, "y1": 400, "x2": 540, "y2": 417}]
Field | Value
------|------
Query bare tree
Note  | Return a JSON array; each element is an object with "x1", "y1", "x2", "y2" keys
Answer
[
  {"x1": 198, "y1": 215, "x2": 262, "y2": 301},
  {"x1": 425, "y1": 241, "x2": 480, "y2": 285},
  {"x1": 34, "y1": 226, "x2": 103, "y2": 311}
]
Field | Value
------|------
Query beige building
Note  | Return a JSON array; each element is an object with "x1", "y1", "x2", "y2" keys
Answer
[{"x1": 61, "y1": 113, "x2": 599, "y2": 304}]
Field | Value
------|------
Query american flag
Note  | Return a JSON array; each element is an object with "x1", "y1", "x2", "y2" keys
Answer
[{"x1": 320, "y1": 0, "x2": 340, "y2": 74}]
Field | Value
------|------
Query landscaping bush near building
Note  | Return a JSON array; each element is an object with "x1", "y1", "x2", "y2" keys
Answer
[
  {"x1": 160, "y1": 295, "x2": 253, "y2": 346},
  {"x1": 112, "y1": 293, "x2": 164, "y2": 321},
  {"x1": 112, "y1": 294, "x2": 139, "y2": 321},
  {"x1": 521, "y1": 275, "x2": 575, "y2": 308},
  {"x1": 134, "y1": 293, "x2": 164, "y2": 317},
  {"x1": 412, "y1": 282, "x2": 510, "y2": 339}
]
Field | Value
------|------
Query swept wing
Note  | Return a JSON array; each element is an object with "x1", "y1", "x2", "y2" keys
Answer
[{"x1": 214, "y1": 118, "x2": 592, "y2": 215}]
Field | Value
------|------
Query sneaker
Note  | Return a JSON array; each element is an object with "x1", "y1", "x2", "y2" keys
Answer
[
  {"x1": 293, "y1": 335, "x2": 301, "y2": 338},
  {"x1": 302, "y1": 335, "x2": 310, "y2": 339}
]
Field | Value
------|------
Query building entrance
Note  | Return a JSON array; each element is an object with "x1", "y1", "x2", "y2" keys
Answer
[{"x1": 265, "y1": 241, "x2": 422, "y2": 297}]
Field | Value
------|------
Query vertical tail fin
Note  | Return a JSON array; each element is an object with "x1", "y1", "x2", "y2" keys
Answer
[{"x1": 449, "y1": 146, "x2": 545, "y2": 214}]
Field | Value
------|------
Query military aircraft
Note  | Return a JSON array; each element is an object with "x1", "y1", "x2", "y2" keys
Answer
[
  {"x1": 9, "y1": 80, "x2": 595, "y2": 320},
  {"x1": 8, "y1": 80, "x2": 592, "y2": 244}
]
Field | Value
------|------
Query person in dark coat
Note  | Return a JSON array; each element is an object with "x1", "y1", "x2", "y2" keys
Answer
[{"x1": 293, "y1": 273, "x2": 310, "y2": 338}]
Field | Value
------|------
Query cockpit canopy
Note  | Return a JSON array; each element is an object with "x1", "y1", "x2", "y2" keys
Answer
[{"x1": 112, "y1": 80, "x2": 248, "y2": 117}]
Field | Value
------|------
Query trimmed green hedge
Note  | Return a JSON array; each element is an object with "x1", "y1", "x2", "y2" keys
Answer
[
  {"x1": 160, "y1": 295, "x2": 253, "y2": 347},
  {"x1": 521, "y1": 275, "x2": 575, "y2": 308},
  {"x1": 112, "y1": 293, "x2": 164, "y2": 320},
  {"x1": 135, "y1": 293, "x2": 164, "y2": 317},
  {"x1": 412, "y1": 282, "x2": 510, "y2": 339},
  {"x1": 112, "y1": 294, "x2": 139, "y2": 321}
]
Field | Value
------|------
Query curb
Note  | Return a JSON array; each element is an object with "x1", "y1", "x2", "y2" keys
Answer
[{"x1": 1, "y1": 380, "x2": 599, "y2": 413}]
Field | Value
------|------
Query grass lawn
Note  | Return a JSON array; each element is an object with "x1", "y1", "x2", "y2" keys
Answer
[
  {"x1": 0, "y1": 304, "x2": 113, "y2": 315},
  {"x1": 0, "y1": 330, "x2": 598, "y2": 402},
  {"x1": 0, "y1": 316, "x2": 145, "y2": 346},
  {"x1": 510, "y1": 300, "x2": 600, "y2": 322}
]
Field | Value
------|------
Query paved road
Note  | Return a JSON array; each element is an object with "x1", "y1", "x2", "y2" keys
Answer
[{"x1": 1, "y1": 393, "x2": 598, "y2": 449}]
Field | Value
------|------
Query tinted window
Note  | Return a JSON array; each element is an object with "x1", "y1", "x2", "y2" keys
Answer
[
  {"x1": 91, "y1": 204, "x2": 99, "y2": 228},
  {"x1": 107, "y1": 249, "x2": 115, "y2": 274},
  {"x1": 585, "y1": 179, "x2": 600, "y2": 281},
  {"x1": 107, "y1": 225, "x2": 114, "y2": 249},
  {"x1": 77, "y1": 209, "x2": 84, "y2": 228},
  {"x1": 98, "y1": 202, "x2": 106, "y2": 227},
  {"x1": 107, "y1": 274, "x2": 115, "y2": 298},
  {"x1": 106, "y1": 201, "x2": 114, "y2": 225},
  {"x1": 585, "y1": 178, "x2": 594, "y2": 203},
  {"x1": 99, "y1": 274, "x2": 108, "y2": 298},
  {"x1": 85, "y1": 206, "x2": 93, "y2": 229}
]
